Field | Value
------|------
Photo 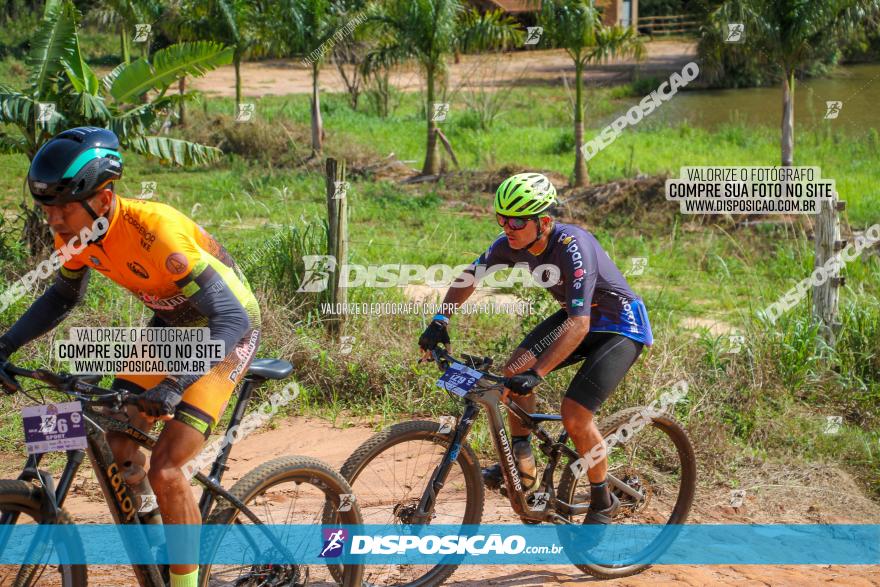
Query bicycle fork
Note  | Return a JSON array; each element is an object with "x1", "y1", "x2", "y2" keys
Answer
[{"x1": 413, "y1": 402, "x2": 481, "y2": 524}]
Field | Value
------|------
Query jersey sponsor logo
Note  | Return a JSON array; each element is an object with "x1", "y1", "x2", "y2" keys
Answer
[
  {"x1": 127, "y1": 261, "x2": 149, "y2": 279},
  {"x1": 89, "y1": 255, "x2": 110, "y2": 272},
  {"x1": 571, "y1": 298, "x2": 584, "y2": 307},
  {"x1": 229, "y1": 329, "x2": 260, "y2": 383},
  {"x1": 559, "y1": 232, "x2": 585, "y2": 290},
  {"x1": 122, "y1": 209, "x2": 157, "y2": 251},
  {"x1": 165, "y1": 253, "x2": 189, "y2": 275}
]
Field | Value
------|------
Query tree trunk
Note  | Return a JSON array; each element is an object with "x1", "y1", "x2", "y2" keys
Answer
[
  {"x1": 311, "y1": 61, "x2": 324, "y2": 155},
  {"x1": 781, "y1": 68, "x2": 795, "y2": 166},
  {"x1": 234, "y1": 52, "x2": 242, "y2": 111},
  {"x1": 178, "y1": 76, "x2": 186, "y2": 127},
  {"x1": 573, "y1": 60, "x2": 589, "y2": 187},
  {"x1": 120, "y1": 26, "x2": 131, "y2": 64},
  {"x1": 422, "y1": 63, "x2": 440, "y2": 176}
]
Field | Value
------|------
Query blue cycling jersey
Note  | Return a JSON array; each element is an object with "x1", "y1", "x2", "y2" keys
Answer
[{"x1": 471, "y1": 222, "x2": 653, "y2": 345}]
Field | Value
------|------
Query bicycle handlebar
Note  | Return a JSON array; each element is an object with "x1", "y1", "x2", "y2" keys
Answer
[
  {"x1": 0, "y1": 361, "x2": 140, "y2": 410},
  {"x1": 429, "y1": 347, "x2": 506, "y2": 386}
]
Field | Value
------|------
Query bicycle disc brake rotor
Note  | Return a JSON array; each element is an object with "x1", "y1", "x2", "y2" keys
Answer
[
  {"x1": 393, "y1": 499, "x2": 431, "y2": 524},
  {"x1": 613, "y1": 467, "x2": 652, "y2": 517}
]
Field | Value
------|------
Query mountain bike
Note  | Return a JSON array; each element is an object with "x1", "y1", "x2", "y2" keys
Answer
[
  {"x1": 335, "y1": 347, "x2": 696, "y2": 585},
  {"x1": 0, "y1": 358, "x2": 364, "y2": 587}
]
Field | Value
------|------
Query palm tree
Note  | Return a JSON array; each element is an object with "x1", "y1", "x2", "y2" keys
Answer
[
  {"x1": 89, "y1": 0, "x2": 162, "y2": 64},
  {"x1": 364, "y1": 1, "x2": 521, "y2": 176},
  {"x1": 0, "y1": 1, "x2": 231, "y2": 250},
  {"x1": 538, "y1": 0, "x2": 643, "y2": 187},
  {"x1": 176, "y1": 0, "x2": 269, "y2": 111},
  {"x1": 708, "y1": 0, "x2": 880, "y2": 166}
]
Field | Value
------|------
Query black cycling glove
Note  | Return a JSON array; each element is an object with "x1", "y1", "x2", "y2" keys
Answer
[
  {"x1": 418, "y1": 316, "x2": 450, "y2": 351},
  {"x1": 137, "y1": 378, "x2": 184, "y2": 418},
  {"x1": 504, "y1": 369, "x2": 543, "y2": 396}
]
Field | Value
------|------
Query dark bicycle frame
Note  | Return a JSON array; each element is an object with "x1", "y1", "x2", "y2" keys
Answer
[
  {"x1": 0, "y1": 366, "x2": 295, "y2": 587},
  {"x1": 414, "y1": 351, "x2": 646, "y2": 525}
]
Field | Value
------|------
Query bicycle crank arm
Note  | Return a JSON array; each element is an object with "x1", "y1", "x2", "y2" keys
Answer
[{"x1": 609, "y1": 473, "x2": 644, "y2": 501}]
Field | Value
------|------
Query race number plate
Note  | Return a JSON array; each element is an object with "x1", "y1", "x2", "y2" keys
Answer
[
  {"x1": 436, "y1": 363, "x2": 482, "y2": 397},
  {"x1": 22, "y1": 401, "x2": 87, "y2": 454}
]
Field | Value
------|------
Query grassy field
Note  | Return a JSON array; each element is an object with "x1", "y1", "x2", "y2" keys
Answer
[{"x1": 1, "y1": 62, "x2": 879, "y2": 499}]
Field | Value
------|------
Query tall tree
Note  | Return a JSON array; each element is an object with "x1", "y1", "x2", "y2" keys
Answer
[
  {"x1": 364, "y1": 1, "x2": 520, "y2": 176},
  {"x1": 538, "y1": 0, "x2": 643, "y2": 187},
  {"x1": 708, "y1": 0, "x2": 880, "y2": 166}
]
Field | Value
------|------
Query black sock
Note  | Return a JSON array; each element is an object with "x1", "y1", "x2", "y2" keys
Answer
[{"x1": 590, "y1": 480, "x2": 612, "y2": 510}]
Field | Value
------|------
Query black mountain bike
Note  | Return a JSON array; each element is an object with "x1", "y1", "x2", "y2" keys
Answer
[
  {"x1": 0, "y1": 358, "x2": 364, "y2": 587},
  {"x1": 336, "y1": 348, "x2": 696, "y2": 585}
]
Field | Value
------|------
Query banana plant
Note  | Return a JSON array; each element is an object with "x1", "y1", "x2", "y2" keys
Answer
[{"x1": 0, "y1": 0, "x2": 231, "y2": 164}]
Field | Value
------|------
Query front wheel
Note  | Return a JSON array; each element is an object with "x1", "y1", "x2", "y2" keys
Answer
[
  {"x1": 201, "y1": 455, "x2": 364, "y2": 587},
  {"x1": 556, "y1": 408, "x2": 697, "y2": 579},
  {"x1": 331, "y1": 420, "x2": 485, "y2": 587},
  {"x1": 0, "y1": 479, "x2": 87, "y2": 587}
]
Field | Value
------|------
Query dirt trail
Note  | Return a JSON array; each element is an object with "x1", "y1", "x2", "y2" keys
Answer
[
  {"x1": 191, "y1": 41, "x2": 697, "y2": 98},
  {"x1": 13, "y1": 414, "x2": 876, "y2": 586}
]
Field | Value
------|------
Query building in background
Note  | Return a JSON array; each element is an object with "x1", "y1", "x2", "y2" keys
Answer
[{"x1": 467, "y1": 0, "x2": 639, "y2": 27}]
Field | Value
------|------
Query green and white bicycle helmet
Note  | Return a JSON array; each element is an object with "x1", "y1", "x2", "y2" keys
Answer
[{"x1": 494, "y1": 173, "x2": 557, "y2": 217}]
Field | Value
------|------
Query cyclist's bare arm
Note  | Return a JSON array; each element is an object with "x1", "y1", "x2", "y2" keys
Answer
[
  {"x1": 517, "y1": 315, "x2": 591, "y2": 378},
  {"x1": 436, "y1": 270, "x2": 478, "y2": 319}
]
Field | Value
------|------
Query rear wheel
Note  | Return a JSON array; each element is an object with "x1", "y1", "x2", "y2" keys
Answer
[
  {"x1": 202, "y1": 456, "x2": 364, "y2": 587},
  {"x1": 556, "y1": 408, "x2": 697, "y2": 579},
  {"x1": 328, "y1": 420, "x2": 484, "y2": 587},
  {"x1": 0, "y1": 479, "x2": 87, "y2": 587}
]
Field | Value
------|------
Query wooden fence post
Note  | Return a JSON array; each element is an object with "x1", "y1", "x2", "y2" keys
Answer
[
  {"x1": 812, "y1": 192, "x2": 846, "y2": 345},
  {"x1": 325, "y1": 158, "x2": 348, "y2": 338}
]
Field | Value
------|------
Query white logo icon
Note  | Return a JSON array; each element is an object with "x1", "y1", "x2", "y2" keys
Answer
[
  {"x1": 134, "y1": 24, "x2": 151, "y2": 43},
  {"x1": 824, "y1": 101, "x2": 842, "y2": 120},
  {"x1": 432, "y1": 103, "x2": 449, "y2": 122},
  {"x1": 236, "y1": 103, "x2": 255, "y2": 122},
  {"x1": 524, "y1": 27, "x2": 543, "y2": 45},
  {"x1": 39, "y1": 415, "x2": 58, "y2": 434},
  {"x1": 139, "y1": 494, "x2": 158, "y2": 513},
  {"x1": 139, "y1": 181, "x2": 156, "y2": 200},
  {"x1": 298, "y1": 255, "x2": 336, "y2": 293},
  {"x1": 725, "y1": 23, "x2": 744, "y2": 43},
  {"x1": 729, "y1": 489, "x2": 746, "y2": 508},
  {"x1": 728, "y1": 334, "x2": 745, "y2": 354},
  {"x1": 531, "y1": 492, "x2": 550, "y2": 511},
  {"x1": 334, "y1": 181, "x2": 349, "y2": 200},
  {"x1": 337, "y1": 493, "x2": 355, "y2": 512},
  {"x1": 438, "y1": 416, "x2": 456, "y2": 434},
  {"x1": 37, "y1": 102, "x2": 56, "y2": 123},
  {"x1": 823, "y1": 415, "x2": 842, "y2": 435},
  {"x1": 626, "y1": 257, "x2": 648, "y2": 276}
]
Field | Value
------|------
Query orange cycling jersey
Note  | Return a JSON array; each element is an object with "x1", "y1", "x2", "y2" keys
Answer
[
  {"x1": 51, "y1": 196, "x2": 262, "y2": 432},
  {"x1": 55, "y1": 196, "x2": 260, "y2": 329}
]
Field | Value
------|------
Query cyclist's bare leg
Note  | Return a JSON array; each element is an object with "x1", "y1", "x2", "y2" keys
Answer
[
  {"x1": 107, "y1": 405, "x2": 150, "y2": 469},
  {"x1": 503, "y1": 348, "x2": 538, "y2": 437},
  {"x1": 560, "y1": 398, "x2": 606, "y2": 483},
  {"x1": 148, "y1": 419, "x2": 206, "y2": 576}
]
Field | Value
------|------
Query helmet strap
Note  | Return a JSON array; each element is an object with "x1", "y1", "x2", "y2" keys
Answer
[
  {"x1": 524, "y1": 216, "x2": 550, "y2": 253},
  {"x1": 80, "y1": 200, "x2": 100, "y2": 221}
]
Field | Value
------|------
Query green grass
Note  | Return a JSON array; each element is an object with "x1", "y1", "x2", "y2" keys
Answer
[{"x1": 1, "y1": 69, "x2": 879, "y2": 498}]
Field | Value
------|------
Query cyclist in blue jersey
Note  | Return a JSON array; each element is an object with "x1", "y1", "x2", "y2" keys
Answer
[{"x1": 419, "y1": 172, "x2": 652, "y2": 525}]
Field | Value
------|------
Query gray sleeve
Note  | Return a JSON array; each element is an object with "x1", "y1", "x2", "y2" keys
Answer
[
  {"x1": 0, "y1": 270, "x2": 90, "y2": 353},
  {"x1": 169, "y1": 268, "x2": 252, "y2": 391}
]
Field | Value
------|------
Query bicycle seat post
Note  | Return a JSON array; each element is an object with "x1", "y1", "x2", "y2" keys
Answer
[{"x1": 198, "y1": 376, "x2": 260, "y2": 518}]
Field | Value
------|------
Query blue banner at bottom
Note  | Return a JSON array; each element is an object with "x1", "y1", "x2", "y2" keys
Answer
[{"x1": 0, "y1": 524, "x2": 878, "y2": 565}]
